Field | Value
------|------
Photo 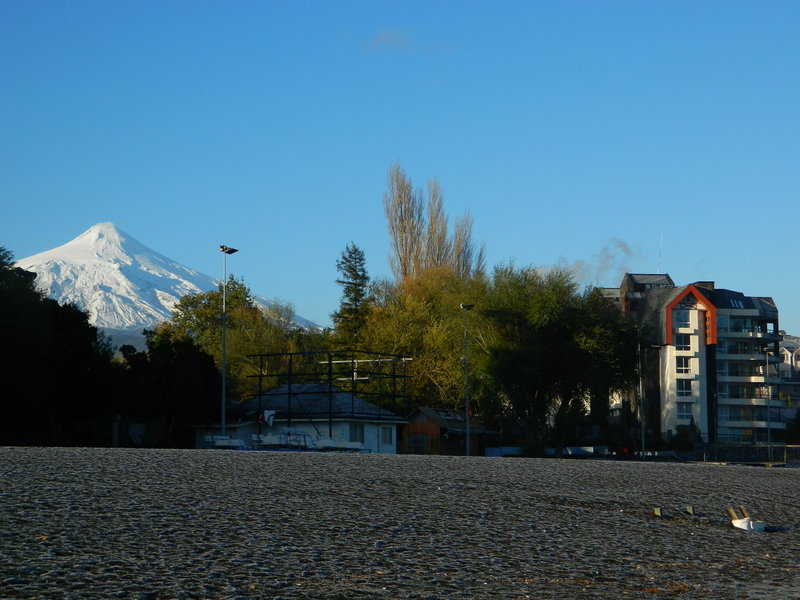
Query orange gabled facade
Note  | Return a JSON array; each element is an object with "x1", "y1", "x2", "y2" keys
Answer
[{"x1": 664, "y1": 284, "x2": 718, "y2": 346}]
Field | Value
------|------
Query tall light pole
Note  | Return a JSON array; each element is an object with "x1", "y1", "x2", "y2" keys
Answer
[
  {"x1": 220, "y1": 244, "x2": 238, "y2": 437},
  {"x1": 460, "y1": 303, "x2": 474, "y2": 456},
  {"x1": 636, "y1": 327, "x2": 645, "y2": 455},
  {"x1": 765, "y1": 346, "x2": 772, "y2": 462}
]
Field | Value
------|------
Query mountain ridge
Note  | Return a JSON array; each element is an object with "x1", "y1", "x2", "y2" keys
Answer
[{"x1": 15, "y1": 223, "x2": 318, "y2": 344}]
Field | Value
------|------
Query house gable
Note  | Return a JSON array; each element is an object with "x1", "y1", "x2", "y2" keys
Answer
[{"x1": 664, "y1": 284, "x2": 717, "y2": 346}]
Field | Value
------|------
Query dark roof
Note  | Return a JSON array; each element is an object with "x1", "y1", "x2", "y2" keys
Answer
[
  {"x1": 629, "y1": 282, "x2": 781, "y2": 346},
  {"x1": 597, "y1": 287, "x2": 620, "y2": 299},
  {"x1": 234, "y1": 383, "x2": 405, "y2": 423},
  {"x1": 414, "y1": 406, "x2": 488, "y2": 434},
  {"x1": 709, "y1": 288, "x2": 777, "y2": 315},
  {"x1": 624, "y1": 273, "x2": 675, "y2": 288},
  {"x1": 781, "y1": 335, "x2": 800, "y2": 351}
]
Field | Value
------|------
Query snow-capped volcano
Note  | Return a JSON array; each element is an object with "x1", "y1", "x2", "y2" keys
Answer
[{"x1": 16, "y1": 223, "x2": 317, "y2": 342}]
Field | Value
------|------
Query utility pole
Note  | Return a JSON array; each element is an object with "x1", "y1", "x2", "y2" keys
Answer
[{"x1": 460, "y1": 303, "x2": 474, "y2": 456}]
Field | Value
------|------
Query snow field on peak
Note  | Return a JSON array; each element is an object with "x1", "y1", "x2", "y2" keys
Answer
[{"x1": 15, "y1": 222, "x2": 321, "y2": 335}]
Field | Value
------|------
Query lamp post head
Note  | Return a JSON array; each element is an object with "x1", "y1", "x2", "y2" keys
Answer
[
  {"x1": 219, "y1": 245, "x2": 239, "y2": 255},
  {"x1": 460, "y1": 304, "x2": 475, "y2": 311}
]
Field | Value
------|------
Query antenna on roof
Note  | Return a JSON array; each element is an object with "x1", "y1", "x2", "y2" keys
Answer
[{"x1": 657, "y1": 234, "x2": 664, "y2": 274}]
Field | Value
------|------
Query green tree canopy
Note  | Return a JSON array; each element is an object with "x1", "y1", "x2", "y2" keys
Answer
[
  {"x1": 150, "y1": 276, "x2": 302, "y2": 401},
  {"x1": 358, "y1": 266, "x2": 491, "y2": 411},
  {"x1": 482, "y1": 265, "x2": 638, "y2": 453},
  {"x1": 0, "y1": 246, "x2": 114, "y2": 445},
  {"x1": 117, "y1": 335, "x2": 219, "y2": 446}
]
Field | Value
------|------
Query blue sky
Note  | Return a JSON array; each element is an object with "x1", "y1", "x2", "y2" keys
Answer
[{"x1": 2, "y1": 1, "x2": 798, "y2": 333}]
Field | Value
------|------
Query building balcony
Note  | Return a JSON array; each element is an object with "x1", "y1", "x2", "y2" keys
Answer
[
  {"x1": 719, "y1": 397, "x2": 781, "y2": 407},
  {"x1": 716, "y1": 375, "x2": 765, "y2": 384},
  {"x1": 722, "y1": 330, "x2": 781, "y2": 341},
  {"x1": 720, "y1": 420, "x2": 787, "y2": 430},
  {"x1": 716, "y1": 353, "x2": 752, "y2": 360}
]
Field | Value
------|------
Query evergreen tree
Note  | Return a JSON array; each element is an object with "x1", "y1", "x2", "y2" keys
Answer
[{"x1": 332, "y1": 243, "x2": 371, "y2": 345}]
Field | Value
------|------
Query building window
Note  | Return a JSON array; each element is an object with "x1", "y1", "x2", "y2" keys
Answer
[
  {"x1": 731, "y1": 318, "x2": 753, "y2": 333},
  {"x1": 349, "y1": 423, "x2": 364, "y2": 443},
  {"x1": 677, "y1": 379, "x2": 692, "y2": 397},
  {"x1": 676, "y1": 357, "x2": 690, "y2": 374},
  {"x1": 675, "y1": 334, "x2": 691, "y2": 351},
  {"x1": 721, "y1": 406, "x2": 762, "y2": 422},
  {"x1": 677, "y1": 402, "x2": 693, "y2": 420},
  {"x1": 674, "y1": 310, "x2": 690, "y2": 328},
  {"x1": 381, "y1": 426, "x2": 393, "y2": 445}
]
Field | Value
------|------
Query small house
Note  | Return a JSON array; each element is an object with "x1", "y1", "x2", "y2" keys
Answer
[
  {"x1": 400, "y1": 407, "x2": 488, "y2": 455},
  {"x1": 195, "y1": 383, "x2": 406, "y2": 454}
]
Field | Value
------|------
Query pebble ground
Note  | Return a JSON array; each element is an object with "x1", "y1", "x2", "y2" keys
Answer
[{"x1": 2, "y1": 447, "x2": 799, "y2": 599}]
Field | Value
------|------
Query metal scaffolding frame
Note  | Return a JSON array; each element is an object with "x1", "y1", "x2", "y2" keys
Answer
[{"x1": 246, "y1": 350, "x2": 413, "y2": 432}]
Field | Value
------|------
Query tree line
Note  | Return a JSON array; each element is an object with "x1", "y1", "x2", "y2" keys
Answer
[
  {"x1": 8, "y1": 163, "x2": 787, "y2": 451},
  {"x1": 0, "y1": 245, "x2": 225, "y2": 446},
  {"x1": 0, "y1": 164, "x2": 637, "y2": 451}
]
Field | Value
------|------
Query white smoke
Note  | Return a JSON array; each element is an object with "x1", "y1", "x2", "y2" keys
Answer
[{"x1": 563, "y1": 238, "x2": 646, "y2": 288}]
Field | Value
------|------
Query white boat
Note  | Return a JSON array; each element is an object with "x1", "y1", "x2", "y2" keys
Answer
[
  {"x1": 731, "y1": 517, "x2": 766, "y2": 532},
  {"x1": 728, "y1": 506, "x2": 766, "y2": 532}
]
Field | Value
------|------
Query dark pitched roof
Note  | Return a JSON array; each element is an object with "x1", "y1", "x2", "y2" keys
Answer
[
  {"x1": 709, "y1": 287, "x2": 778, "y2": 315},
  {"x1": 413, "y1": 407, "x2": 488, "y2": 434},
  {"x1": 597, "y1": 287, "x2": 621, "y2": 300},
  {"x1": 781, "y1": 335, "x2": 800, "y2": 351},
  {"x1": 234, "y1": 383, "x2": 405, "y2": 423},
  {"x1": 624, "y1": 273, "x2": 675, "y2": 288}
]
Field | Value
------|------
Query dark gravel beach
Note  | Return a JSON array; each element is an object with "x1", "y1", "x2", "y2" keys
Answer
[{"x1": 1, "y1": 448, "x2": 799, "y2": 599}]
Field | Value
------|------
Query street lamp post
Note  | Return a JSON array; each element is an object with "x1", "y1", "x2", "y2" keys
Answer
[
  {"x1": 460, "y1": 303, "x2": 474, "y2": 456},
  {"x1": 220, "y1": 244, "x2": 238, "y2": 438},
  {"x1": 765, "y1": 347, "x2": 772, "y2": 462},
  {"x1": 636, "y1": 328, "x2": 645, "y2": 456}
]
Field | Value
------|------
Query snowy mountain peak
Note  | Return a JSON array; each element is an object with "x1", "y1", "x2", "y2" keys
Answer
[
  {"x1": 23, "y1": 222, "x2": 144, "y2": 262},
  {"x1": 15, "y1": 223, "x2": 319, "y2": 346},
  {"x1": 69, "y1": 222, "x2": 134, "y2": 261},
  {"x1": 16, "y1": 223, "x2": 220, "y2": 333}
]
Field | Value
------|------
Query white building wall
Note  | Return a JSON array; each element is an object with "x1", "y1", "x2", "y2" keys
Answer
[
  {"x1": 661, "y1": 306, "x2": 709, "y2": 441},
  {"x1": 195, "y1": 420, "x2": 400, "y2": 454}
]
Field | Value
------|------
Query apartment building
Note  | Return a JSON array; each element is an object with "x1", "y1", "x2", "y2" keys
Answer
[
  {"x1": 779, "y1": 334, "x2": 800, "y2": 409},
  {"x1": 619, "y1": 274, "x2": 788, "y2": 445}
]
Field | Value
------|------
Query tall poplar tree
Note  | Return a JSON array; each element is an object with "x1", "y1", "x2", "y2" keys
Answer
[{"x1": 383, "y1": 162, "x2": 485, "y2": 282}]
